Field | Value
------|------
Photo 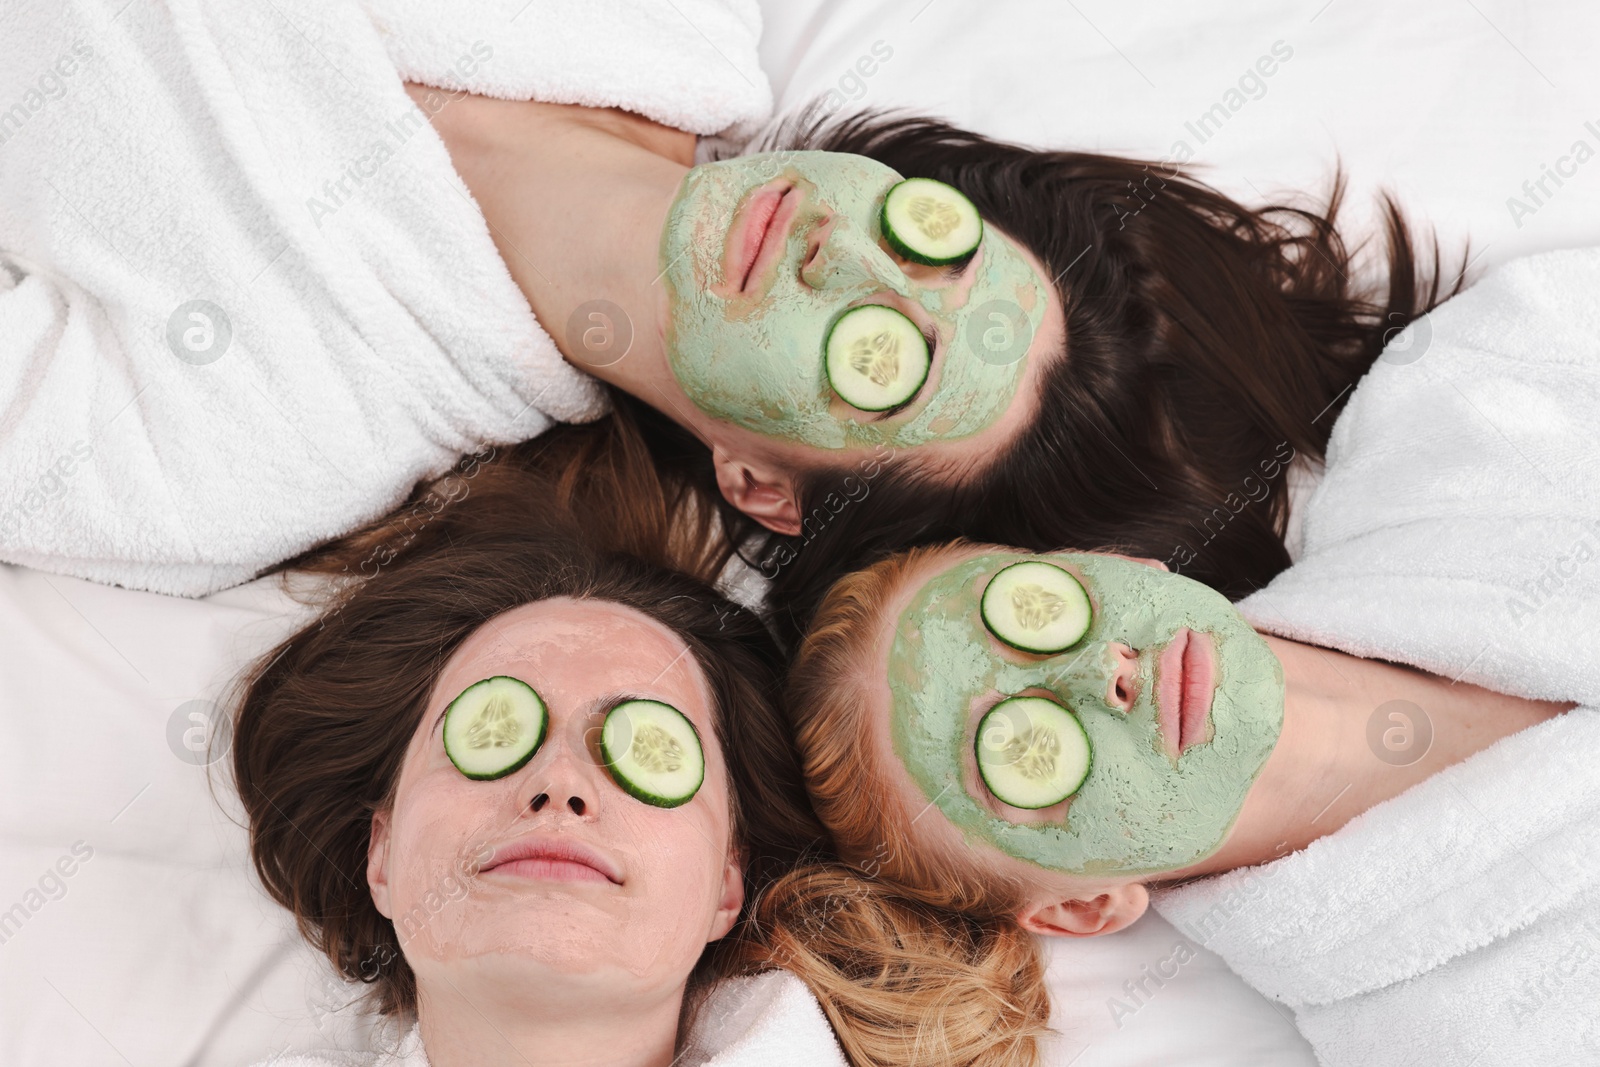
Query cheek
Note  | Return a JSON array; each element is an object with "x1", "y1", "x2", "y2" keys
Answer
[
  {"x1": 610, "y1": 806, "x2": 733, "y2": 962},
  {"x1": 385, "y1": 785, "x2": 506, "y2": 959}
]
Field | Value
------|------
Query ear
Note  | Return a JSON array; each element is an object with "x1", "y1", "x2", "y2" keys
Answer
[
  {"x1": 367, "y1": 809, "x2": 394, "y2": 920},
  {"x1": 712, "y1": 451, "x2": 801, "y2": 536},
  {"x1": 708, "y1": 849, "x2": 746, "y2": 943},
  {"x1": 1016, "y1": 883, "x2": 1149, "y2": 937}
]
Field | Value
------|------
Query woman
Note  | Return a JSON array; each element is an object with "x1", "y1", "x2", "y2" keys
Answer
[
  {"x1": 785, "y1": 541, "x2": 1596, "y2": 1066},
  {"x1": 231, "y1": 516, "x2": 1050, "y2": 1066},
  {"x1": 287, "y1": 233, "x2": 1600, "y2": 1065},
  {"x1": 388, "y1": 91, "x2": 1458, "y2": 616},
  {"x1": 0, "y1": 0, "x2": 1451, "y2": 606},
  {"x1": 784, "y1": 239, "x2": 1600, "y2": 1054}
]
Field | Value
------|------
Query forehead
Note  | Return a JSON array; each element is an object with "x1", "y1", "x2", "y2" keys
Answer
[
  {"x1": 860, "y1": 546, "x2": 1033, "y2": 864},
  {"x1": 907, "y1": 235, "x2": 1063, "y2": 478},
  {"x1": 863, "y1": 545, "x2": 1000, "y2": 726},
  {"x1": 433, "y1": 598, "x2": 711, "y2": 717}
]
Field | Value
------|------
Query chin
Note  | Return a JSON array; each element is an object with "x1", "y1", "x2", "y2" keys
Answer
[
  {"x1": 421, "y1": 936, "x2": 704, "y2": 1004},
  {"x1": 418, "y1": 898, "x2": 706, "y2": 982}
]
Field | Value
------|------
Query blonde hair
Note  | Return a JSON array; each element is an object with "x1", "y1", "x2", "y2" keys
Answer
[
  {"x1": 724, "y1": 864, "x2": 1050, "y2": 1067},
  {"x1": 780, "y1": 543, "x2": 1053, "y2": 1066}
]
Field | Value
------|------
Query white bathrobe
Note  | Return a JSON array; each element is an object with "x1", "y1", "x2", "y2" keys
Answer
[
  {"x1": 0, "y1": 0, "x2": 769, "y2": 596},
  {"x1": 253, "y1": 971, "x2": 847, "y2": 1067},
  {"x1": 1151, "y1": 246, "x2": 1600, "y2": 1066}
]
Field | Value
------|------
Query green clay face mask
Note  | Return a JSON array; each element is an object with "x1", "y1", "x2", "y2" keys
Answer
[
  {"x1": 659, "y1": 151, "x2": 1048, "y2": 451},
  {"x1": 886, "y1": 552, "x2": 1285, "y2": 877}
]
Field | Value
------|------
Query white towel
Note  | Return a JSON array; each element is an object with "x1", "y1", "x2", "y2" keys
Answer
[
  {"x1": 1151, "y1": 246, "x2": 1600, "y2": 1067},
  {"x1": 254, "y1": 970, "x2": 846, "y2": 1067},
  {"x1": 0, "y1": 0, "x2": 769, "y2": 597}
]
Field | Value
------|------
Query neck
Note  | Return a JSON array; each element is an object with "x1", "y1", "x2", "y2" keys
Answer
[
  {"x1": 407, "y1": 88, "x2": 696, "y2": 407},
  {"x1": 416, "y1": 970, "x2": 684, "y2": 1067},
  {"x1": 1172, "y1": 634, "x2": 1572, "y2": 878}
]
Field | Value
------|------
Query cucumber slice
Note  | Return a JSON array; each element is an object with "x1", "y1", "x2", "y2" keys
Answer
[
  {"x1": 823, "y1": 305, "x2": 930, "y2": 412},
  {"x1": 443, "y1": 676, "x2": 547, "y2": 781},
  {"x1": 600, "y1": 699, "x2": 705, "y2": 808},
  {"x1": 975, "y1": 696, "x2": 1091, "y2": 809},
  {"x1": 981, "y1": 561, "x2": 1092, "y2": 654},
  {"x1": 880, "y1": 178, "x2": 983, "y2": 266}
]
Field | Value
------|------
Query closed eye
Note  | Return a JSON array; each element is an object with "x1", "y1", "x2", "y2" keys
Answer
[
  {"x1": 940, "y1": 255, "x2": 974, "y2": 281},
  {"x1": 871, "y1": 323, "x2": 939, "y2": 422}
]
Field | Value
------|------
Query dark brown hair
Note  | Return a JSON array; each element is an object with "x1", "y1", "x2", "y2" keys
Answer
[
  {"x1": 746, "y1": 112, "x2": 1463, "y2": 644},
  {"x1": 278, "y1": 395, "x2": 738, "y2": 589},
  {"x1": 291, "y1": 112, "x2": 1458, "y2": 647}
]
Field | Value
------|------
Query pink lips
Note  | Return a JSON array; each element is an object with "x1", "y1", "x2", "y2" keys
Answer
[
  {"x1": 1155, "y1": 629, "x2": 1217, "y2": 758},
  {"x1": 480, "y1": 836, "x2": 623, "y2": 886},
  {"x1": 726, "y1": 182, "x2": 799, "y2": 292}
]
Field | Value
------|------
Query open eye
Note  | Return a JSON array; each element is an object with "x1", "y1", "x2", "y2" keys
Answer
[
  {"x1": 822, "y1": 304, "x2": 930, "y2": 413},
  {"x1": 880, "y1": 178, "x2": 983, "y2": 267},
  {"x1": 980, "y1": 561, "x2": 1093, "y2": 654},
  {"x1": 442, "y1": 676, "x2": 548, "y2": 781}
]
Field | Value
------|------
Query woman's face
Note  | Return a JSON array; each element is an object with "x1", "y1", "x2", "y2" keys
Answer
[
  {"x1": 870, "y1": 548, "x2": 1284, "y2": 881},
  {"x1": 367, "y1": 598, "x2": 741, "y2": 1003},
  {"x1": 658, "y1": 151, "x2": 1059, "y2": 459}
]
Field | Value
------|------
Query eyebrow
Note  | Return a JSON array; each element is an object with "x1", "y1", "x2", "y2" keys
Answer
[{"x1": 941, "y1": 255, "x2": 975, "y2": 282}]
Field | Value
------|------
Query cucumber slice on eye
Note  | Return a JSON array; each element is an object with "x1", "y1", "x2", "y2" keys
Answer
[
  {"x1": 823, "y1": 304, "x2": 931, "y2": 412},
  {"x1": 975, "y1": 696, "x2": 1092, "y2": 809},
  {"x1": 443, "y1": 676, "x2": 548, "y2": 781},
  {"x1": 880, "y1": 178, "x2": 983, "y2": 266},
  {"x1": 981, "y1": 561, "x2": 1092, "y2": 654},
  {"x1": 600, "y1": 699, "x2": 705, "y2": 808}
]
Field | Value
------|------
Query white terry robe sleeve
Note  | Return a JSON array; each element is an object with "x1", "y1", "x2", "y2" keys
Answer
[
  {"x1": 361, "y1": 0, "x2": 771, "y2": 141},
  {"x1": 1234, "y1": 245, "x2": 1600, "y2": 708},
  {"x1": 1149, "y1": 246, "x2": 1600, "y2": 1067},
  {"x1": 0, "y1": 0, "x2": 770, "y2": 597}
]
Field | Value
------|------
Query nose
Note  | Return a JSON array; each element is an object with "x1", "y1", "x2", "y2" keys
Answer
[
  {"x1": 800, "y1": 217, "x2": 909, "y2": 294},
  {"x1": 1104, "y1": 643, "x2": 1140, "y2": 712},
  {"x1": 515, "y1": 741, "x2": 600, "y2": 819}
]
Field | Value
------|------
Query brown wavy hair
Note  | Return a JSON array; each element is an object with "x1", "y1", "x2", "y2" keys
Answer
[{"x1": 237, "y1": 483, "x2": 1049, "y2": 1065}]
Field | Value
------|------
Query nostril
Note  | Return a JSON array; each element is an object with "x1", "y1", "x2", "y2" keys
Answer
[
  {"x1": 800, "y1": 219, "x2": 832, "y2": 281},
  {"x1": 567, "y1": 796, "x2": 586, "y2": 816},
  {"x1": 530, "y1": 793, "x2": 548, "y2": 813},
  {"x1": 801, "y1": 236, "x2": 823, "y2": 273}
]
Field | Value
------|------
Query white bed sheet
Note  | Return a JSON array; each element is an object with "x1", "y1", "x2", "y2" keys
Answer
[
  {"x1": 0, "y1": 566, "x2": 381, "y2": 1065},
  {"x1": 757, "y1": 0, "x2": 1600, "y2": 280},
  {"x1": 5, "y1": 1, "x2": 1600, "y2": 1064}
]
